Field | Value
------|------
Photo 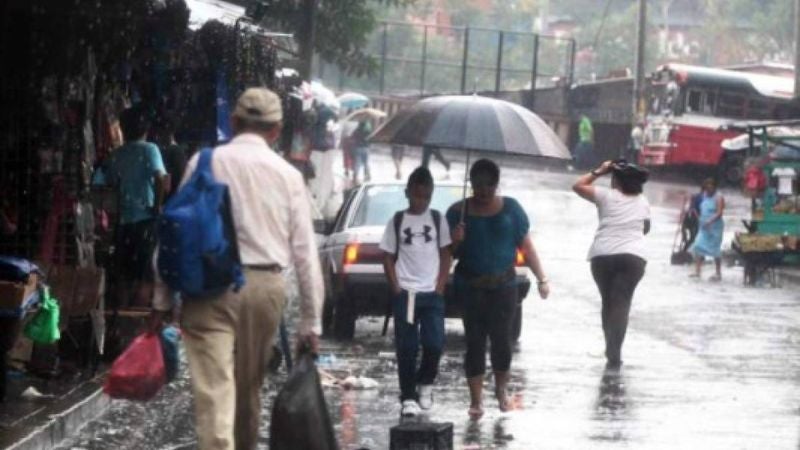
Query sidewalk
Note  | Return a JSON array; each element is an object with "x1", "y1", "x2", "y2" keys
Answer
[
  {"x1": 0, "y1": 372, "x2": 108, "y2": 450},
  {"x1": 1, "y1": 313, "x2": 148, "y2": 450}
]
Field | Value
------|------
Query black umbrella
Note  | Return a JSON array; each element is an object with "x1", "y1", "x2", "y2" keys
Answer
[{"x1": 370, "y1": 95, "x2": 571, "y2": 218}]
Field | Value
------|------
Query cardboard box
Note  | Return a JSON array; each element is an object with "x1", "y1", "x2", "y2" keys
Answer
[
  {"x1": 0, "y1": 274, "x2": 38, "y2": 311},
  {"x1": 7, "y1": 335, "x2": 33, "y2": 370}
]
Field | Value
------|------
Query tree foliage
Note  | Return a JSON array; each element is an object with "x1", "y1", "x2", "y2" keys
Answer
[{"x1": 261, "y1": 0, "x2": 416, "y2": 75}]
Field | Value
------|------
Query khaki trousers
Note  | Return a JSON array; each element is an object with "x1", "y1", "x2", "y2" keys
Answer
[{"x1": 181, "y1": 270, "x2": 285, "y2": 450}]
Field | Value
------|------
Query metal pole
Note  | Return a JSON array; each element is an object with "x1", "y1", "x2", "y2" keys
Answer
[
  {"x1": 633, "y1": 0, "x2": 647, "y2": 122},
  {"x1": 380, "y1": 22, "x2": 388, "y2": 94},
  {"x1": 567, "y1": 39, "x2": 577, "y2": 87},
  {"x1": 530, "y1": 34, "x2": 540, "y2": 109},
  {"x1": 795, "y1": 0, "x2": 800, "y2": 98},
  {"x1": 495, "y1": 31, "x2": 504, "y2": 94},
  {"x1": 461, "y1": 27, "x2": 470, "y2": 94},
  {"x1": 298, "y1": 0, "x2": 317, "y2": 80},
  {"x1": 421, "y1": 25, "x2": 428, "y2": 95}
]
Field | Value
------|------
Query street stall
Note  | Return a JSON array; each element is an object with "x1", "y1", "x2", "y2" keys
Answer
[
  {"x1": 0, "y1": 0, "x2": 295, "y2": 405},
  {"x1": 731, "y1": 120, "x2": 800, "y2": 285}
]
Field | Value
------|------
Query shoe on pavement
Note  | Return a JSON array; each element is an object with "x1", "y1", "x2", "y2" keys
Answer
[
  {"x1": 418, "y1": 384, "x2": 434, "y2": 410},
  {"x1": 401, "y1": 400, "x2": 421, "y2": 417}
]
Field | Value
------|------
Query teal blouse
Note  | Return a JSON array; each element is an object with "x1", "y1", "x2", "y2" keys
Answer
[{"x1": 446, "y1": 197, "x2": 530, "y2": 277}]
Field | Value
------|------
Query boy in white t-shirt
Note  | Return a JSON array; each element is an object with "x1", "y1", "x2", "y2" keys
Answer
[{"x1": 380, "y1": 167, "x2": 452, "y2": 417}]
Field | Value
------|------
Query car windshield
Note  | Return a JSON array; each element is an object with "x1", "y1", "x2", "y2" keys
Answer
[{"x1": 349, "y1": 184, "x2": 464, "y2": 228}]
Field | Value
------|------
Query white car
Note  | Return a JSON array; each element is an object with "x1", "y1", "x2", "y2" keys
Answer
[{"x1": 317, "y1": 181, "x2": 531, "y2": 340}]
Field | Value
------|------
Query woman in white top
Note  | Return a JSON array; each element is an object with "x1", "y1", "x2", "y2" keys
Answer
[{"x1": 573, "y1": 159, "x2": 651, "y2": 369}]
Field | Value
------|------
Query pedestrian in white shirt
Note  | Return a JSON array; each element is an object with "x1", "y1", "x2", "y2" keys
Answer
[
  {"x1": 151, "y1": 88, "x2": 324, "y2": 450},
  {"x1": 380, "y1": 167, "x2": 451, "y2": 418},
  {"x1": 573, "y1": 159, "x2": 650, "y2": 369}
]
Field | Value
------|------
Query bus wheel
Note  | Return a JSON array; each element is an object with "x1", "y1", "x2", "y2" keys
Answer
[{"x1": 718, "y1": 154, "x2": 744, "y2": 186}]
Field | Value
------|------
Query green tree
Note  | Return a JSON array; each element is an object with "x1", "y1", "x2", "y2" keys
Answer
[{"x1": 260, "y1": 0, "x2": 416, "y2": 76}]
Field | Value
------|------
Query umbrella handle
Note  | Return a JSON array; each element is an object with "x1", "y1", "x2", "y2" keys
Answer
[{"x1": 460, "y1": 149, "x2": 472, "y2": 223}]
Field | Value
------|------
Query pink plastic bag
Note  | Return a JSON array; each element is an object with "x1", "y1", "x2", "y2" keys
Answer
[{"x1": 104, "y1": 332, "x2": 166, "y2": 401}]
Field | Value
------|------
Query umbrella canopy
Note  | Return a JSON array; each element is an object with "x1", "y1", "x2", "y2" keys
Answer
[
  {"x1": 338, "y1": 92, "x2": 370, "y2": 110},
  {"x1": 343, "y1": 108, "x2": 386, "y2": 123},
  {"x1": 370, "y1": 95, "x2": 570, "y2": 159},
  {"x1": 310, "y1": 80, "x2": 340, "y2": 111}
]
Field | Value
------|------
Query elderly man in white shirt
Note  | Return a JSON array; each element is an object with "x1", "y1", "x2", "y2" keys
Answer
[{"x1": 151, "y1": 88, "x2": 323, "y2": 450}]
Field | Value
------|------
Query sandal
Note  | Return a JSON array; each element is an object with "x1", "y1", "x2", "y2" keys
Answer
[{"x1": 468, "y1": 405, "x2": 484, "y2": 421}]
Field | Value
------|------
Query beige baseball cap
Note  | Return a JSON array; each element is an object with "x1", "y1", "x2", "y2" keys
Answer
[{"x1": 232, "y1": 87, "x2": 283, "y2": 123}]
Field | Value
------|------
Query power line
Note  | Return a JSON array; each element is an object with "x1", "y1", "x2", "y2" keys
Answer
[{"x1": 593, "y1": 0, "x2": 615, "y2": 49}]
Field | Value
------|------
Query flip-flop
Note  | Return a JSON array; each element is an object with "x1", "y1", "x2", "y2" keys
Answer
[{"x1": 468, "y1": 406, "x2": 484, "y2": 420}]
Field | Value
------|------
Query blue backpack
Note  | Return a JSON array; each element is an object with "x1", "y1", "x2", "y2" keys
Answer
[{"x1": 157, "y1": 148, "x2": 245, "y2": 298}]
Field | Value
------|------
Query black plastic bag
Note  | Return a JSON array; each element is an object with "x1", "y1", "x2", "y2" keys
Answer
[{"x1": 270, "y1": 352, "x2": 339, "y2": 450}]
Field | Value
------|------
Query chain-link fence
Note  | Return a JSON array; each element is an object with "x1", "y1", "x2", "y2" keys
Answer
[{"x1": 316, "y1": 20, "x2": 576, "y2": 96}]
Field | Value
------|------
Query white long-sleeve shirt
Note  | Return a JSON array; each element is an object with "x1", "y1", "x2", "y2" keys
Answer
[{"x1": 153, "y1": 133, "x2": 324, "y2": 335}]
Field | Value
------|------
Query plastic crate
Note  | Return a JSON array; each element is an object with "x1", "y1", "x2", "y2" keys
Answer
[{"x1": 390, "y1": 421, "x2": 453, "y2": 450}]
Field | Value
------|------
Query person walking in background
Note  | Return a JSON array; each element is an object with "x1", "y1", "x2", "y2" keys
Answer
[
  {"x1": 351, "y1": 118, "x2": 373, "y2": 184},
  {"x1": 680, "y1": 187, "x2": 703, "y2": 253},
  {"x1": 107, "y1": 105, "x2": 168, "y2": 308},
  {"x1": 446, "y1": 159, "x2": 549, "y2": 420},
  {"x1": 152, "y1": 113, "x2": 187, "y2": 200},
  {"x1": 573, "y1": 159, "x2": 650, "y2": 369},
  {"x1": 574, "y1": 114, "x2": 594, "y2": 169},
  {"x1": 391, "y1": 144, "x2": 406, "y2": 180},
  {"x1": 690, "y1": 178, "x2": 725, "y2": 281},
  {"x1": 422, "y1": 145, "x2": 451, "y2": 179},
  {"x1": 380, "y1": 167, "x2": 451, "y2": 417},
  {"x1": 151, "y1": 88, "x2": 323, "y2": 450},
  {"x1": 308, "y1": 100, "x2": 339, "y2": 215}
]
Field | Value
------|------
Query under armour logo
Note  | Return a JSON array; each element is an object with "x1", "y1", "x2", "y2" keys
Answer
[{"x1": 403, "y1": 226, "x2": 433, "y2": 244}]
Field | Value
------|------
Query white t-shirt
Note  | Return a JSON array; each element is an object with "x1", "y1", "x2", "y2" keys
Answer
[
  {"x1": 772, "y1": 167, "x2": 796, "y2": 195},
  {"x1": 379, "y1": 209, "x2": 452, "y2": 292},
  {"x1": 588, "y1": 187, "x2": 650, "y2": 260}
]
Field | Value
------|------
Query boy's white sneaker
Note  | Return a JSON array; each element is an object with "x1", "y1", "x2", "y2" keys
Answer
[
  {"x1": 401, "y1": 400, "x2": 422, "y2": 417},
  {"x1": 418, "y1": 385, "x2": 434, "y2": 410}
]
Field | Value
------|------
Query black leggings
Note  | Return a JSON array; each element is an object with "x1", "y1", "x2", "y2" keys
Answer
[
  {"x1": 459, "y1": 280, "x2": 518, "y2": 378},
  {"x1": 590, "y1": 254, "x2": 646, "y2": 364}
]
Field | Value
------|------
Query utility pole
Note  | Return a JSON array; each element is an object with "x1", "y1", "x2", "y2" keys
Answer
[
  {"x1": 633, "y1": 0, "x2": 647, "y2": 123},
  {"x1": 795, "y1": 0, "x2": 800, "y2": 99},
  {"x1": 298, "y1": 0, "x2": 318, "y2": 80}
]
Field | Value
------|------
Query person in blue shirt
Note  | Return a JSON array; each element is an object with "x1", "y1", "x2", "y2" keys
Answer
[
  {"x1": 446, "y1": 159, "x2": 549, "y2": 420},
  {"x1": 107, "y1": 106, "x2": 168, "y2": 308}
]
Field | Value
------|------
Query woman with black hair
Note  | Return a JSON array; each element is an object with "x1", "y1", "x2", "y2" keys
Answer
[
  {"x1": 447, "y1": 159, "x2": 549, "y2": 420},
  {"x1": 573, "y1": 159, "x2": 650, "y2": 369}
]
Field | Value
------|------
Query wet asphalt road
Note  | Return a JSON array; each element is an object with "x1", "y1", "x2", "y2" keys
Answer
[{"x1": 56, "y1": 149, "x2": 800, "y2": 449}]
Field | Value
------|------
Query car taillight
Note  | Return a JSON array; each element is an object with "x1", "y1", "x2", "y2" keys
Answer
[
  {"x1": 344, "y1": 243, "x2": 360, "y2": 265},
  {"x1": 516, "y1": 249, "x2": 525, "y2": 266},
  {"x1": 343, "y1": 243, "x2": 384, "y2": 265}
]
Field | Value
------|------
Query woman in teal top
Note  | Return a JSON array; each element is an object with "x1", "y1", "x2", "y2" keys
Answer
[
  {"x1": 447, "y1": 159, "x2": 549, "y2": 420},
  {"x1": 690, "y1": 178, "x2": 725, "y2": 281}
]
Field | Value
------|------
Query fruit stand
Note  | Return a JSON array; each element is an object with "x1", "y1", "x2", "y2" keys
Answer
[{"x1": 733, "y1": 121, "x2": 800, "y2": 285}]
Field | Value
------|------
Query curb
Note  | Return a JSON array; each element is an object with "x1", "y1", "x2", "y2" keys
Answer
[{"x1": 2, "y1": 380, "x2": 109, "y2": 450}]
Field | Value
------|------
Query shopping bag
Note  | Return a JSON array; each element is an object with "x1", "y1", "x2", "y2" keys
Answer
[
  {"x1": 23, "y1": 287, "x2": 60, "y2": 344},
  {"x1": 159, "y1": 325, "x2": 181, "y2": 383},
  {"x1": 103, "y1": 332, "x2": 166, "y2": 401},
  {"x1": 270, "y1": 351, "x2": 339, "y2": 450}
]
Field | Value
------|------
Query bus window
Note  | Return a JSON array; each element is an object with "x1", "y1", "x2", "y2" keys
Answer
[
  {"x1": 717, "y1": 91, "x2": 746, "y2": 118},
  {"x1": 686, "y1": 89, "x2": 702, "y2": 113},
  {"x1": 747, "y1": 99, "x2": 772, "y2": 120},
  {"x1": 703, "y1": 91, "x2": 716, "y2": 114}
]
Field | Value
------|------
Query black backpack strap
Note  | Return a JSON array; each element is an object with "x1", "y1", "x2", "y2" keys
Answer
[
  {"x1": 430, "y1": 209, "x2": 441, "y2": 249},
  {"x1": 393, "y1": 211, "x2": 404, "y2": 261}
]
